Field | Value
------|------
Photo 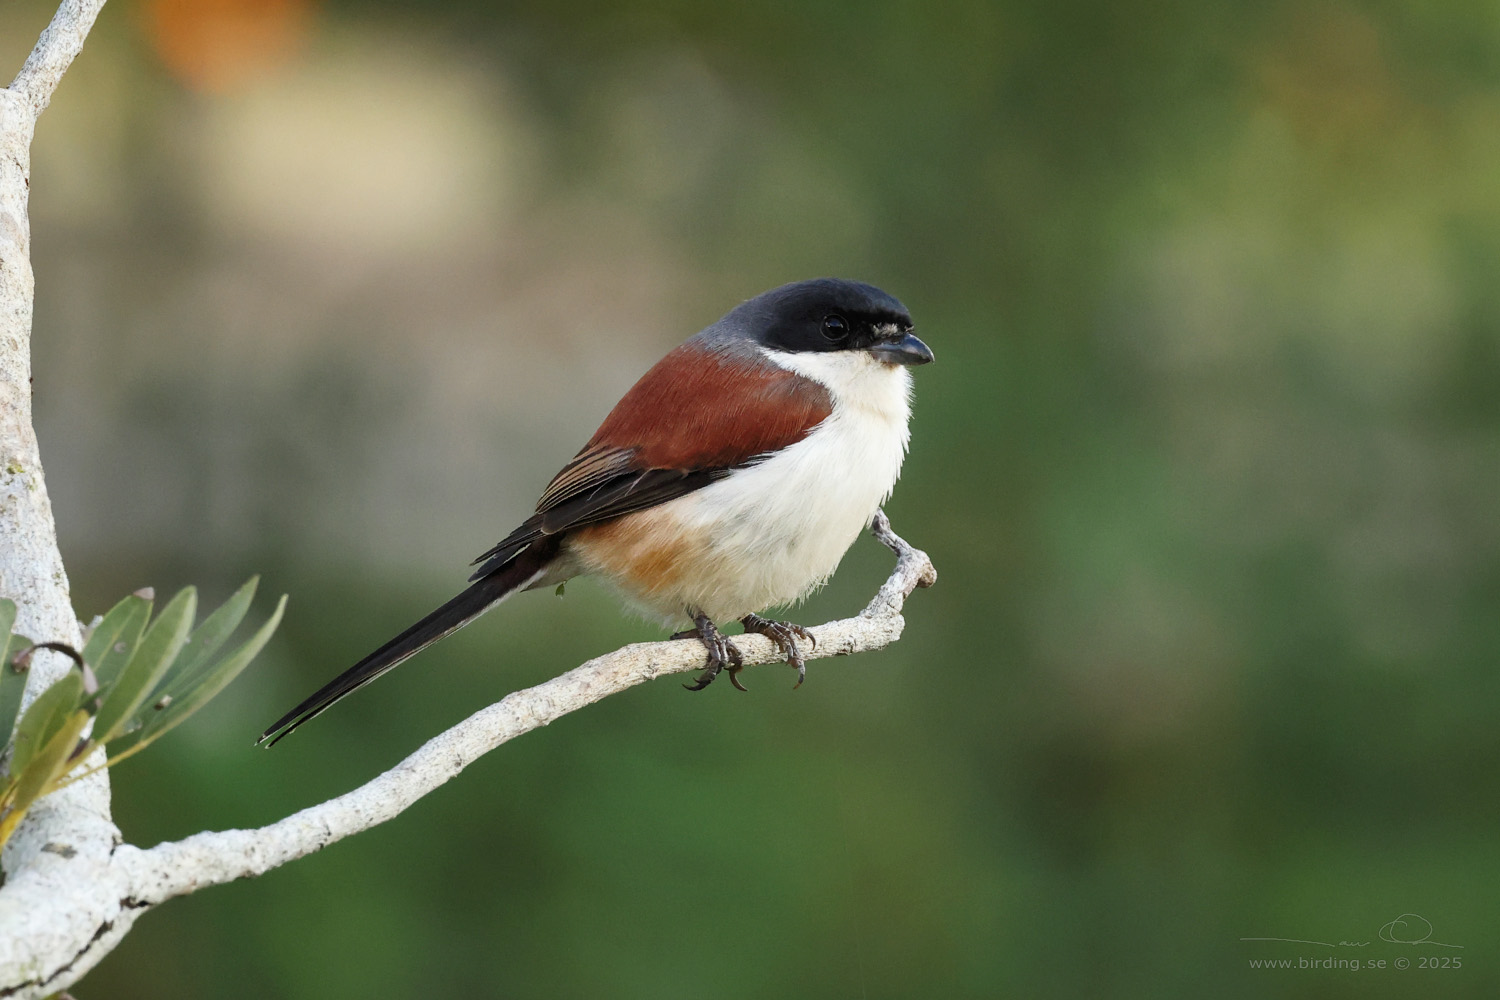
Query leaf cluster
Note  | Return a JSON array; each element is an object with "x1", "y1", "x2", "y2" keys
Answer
[{"x1": 0, "y1": 578, "x2": 284, "y2": 847}]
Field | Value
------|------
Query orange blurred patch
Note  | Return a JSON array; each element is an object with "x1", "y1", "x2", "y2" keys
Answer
[
  {"x1": 1253, "y1": 4, "x2": 1415, "y2": 157},
  {"x1": 144, "y1": 0, "x2": 313, "y2": 93}
]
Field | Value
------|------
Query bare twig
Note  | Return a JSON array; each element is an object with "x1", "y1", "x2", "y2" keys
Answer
[
  {"x1": 129, "y1": 514, "x2": 934, "y2": 899},
  {"x1": 8, "y1": 0, "x2": 109, "y2": 118}
]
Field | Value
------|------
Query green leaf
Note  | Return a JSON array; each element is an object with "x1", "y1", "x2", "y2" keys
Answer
[
  {"x1": 93, "y1": 587, "x2": 196, "y2": 744},
  {"x1": 3, "y1": 707, "x2": 91, "y2": 834},
  {"x1": 154, "y1": 577, "x2": 259, "y2": 700},
  {"x1": 82, "y1": 593, "x2": 153, "y2": 693},
  {"x1": 128, "y1": 594, "x2": 286, "y2": 751},
  {"x1": 9, "y1": 671, "x2": 84, "y2": 777},
  {"x1": 0, "y1": 599, "x2": 14, "y2": 640}
]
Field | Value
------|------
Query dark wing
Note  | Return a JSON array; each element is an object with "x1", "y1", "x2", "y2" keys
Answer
[
  {"x1": 469, "y1": 341, "x2": 832, "y2": 580},
  {"x1": 467, "y1": 454, "x2": 726, "y2": 579}
]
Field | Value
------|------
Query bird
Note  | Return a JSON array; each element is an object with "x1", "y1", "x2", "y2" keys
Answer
[{"x1": 258, "y1": 277, "x2": 933, "y2": 747}]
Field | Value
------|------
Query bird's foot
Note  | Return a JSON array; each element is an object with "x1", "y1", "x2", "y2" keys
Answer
[
  {"x1": 739, "y1": 614, "x2": 816, "y2": 688},
  {"x1": 672, "y1": 613, "x2": 745, "y2": 691}
]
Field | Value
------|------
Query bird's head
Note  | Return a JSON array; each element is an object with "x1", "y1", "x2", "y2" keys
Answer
[{"x1": 720, "y1": 278, "x2": 934, "y2": 368}]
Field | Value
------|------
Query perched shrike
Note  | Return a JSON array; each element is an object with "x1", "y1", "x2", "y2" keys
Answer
[{"x1": 260, "y1": 278, "x2": 932, "y2": 746}]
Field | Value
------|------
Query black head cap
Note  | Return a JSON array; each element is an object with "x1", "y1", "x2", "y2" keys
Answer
[{"x1": 716, "y1": 278, "x2": 932, "y2": 365}]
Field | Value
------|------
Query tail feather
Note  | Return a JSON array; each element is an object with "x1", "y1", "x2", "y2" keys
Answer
[{"x1": 258, "y1": 541, "x2": 558, "y2": 747}]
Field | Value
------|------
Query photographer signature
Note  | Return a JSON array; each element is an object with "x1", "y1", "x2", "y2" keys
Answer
[{"x1": 1241, "y1": 913, "x2": 1463, "y2": 949}]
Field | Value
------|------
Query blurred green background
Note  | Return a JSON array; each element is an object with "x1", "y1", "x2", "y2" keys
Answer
[{"x1": 3, "y1": 0, "x2": 1498, "y2": 995}]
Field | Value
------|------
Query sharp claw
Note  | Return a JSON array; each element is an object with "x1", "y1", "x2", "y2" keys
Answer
[
  {"x1": 786, "y1": 623, "x2": 815, "y2": 650},
  {"x1": 728, "y1": 667, "x2": 748, "y2": 692},
  {"x1": 680, "y1": 613, "x2": 741, "y2": 691},
  {"x1": 784, "y1": 639, "x2": 807, "y2": 690},
  {"x1": 740, "y1": 614, "x2": 814, "y2": 688}
]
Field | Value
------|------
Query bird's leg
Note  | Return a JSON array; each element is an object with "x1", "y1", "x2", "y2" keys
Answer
[
  {"x1": 673, "y1": 612, "x2": 744, "y2": 691},
  {"x1": 739, "y1": 614, "x2": 816, "y2": 689}
]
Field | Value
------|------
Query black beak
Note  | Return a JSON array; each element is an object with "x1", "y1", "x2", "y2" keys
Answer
[{"x1": 868, "y1": 332, "x2": 934, "y2": 366}]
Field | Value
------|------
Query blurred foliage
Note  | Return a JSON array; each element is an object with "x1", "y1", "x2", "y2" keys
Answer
[{"x1": 0, "y1": 0, "x2": 1491, "y2": 995}]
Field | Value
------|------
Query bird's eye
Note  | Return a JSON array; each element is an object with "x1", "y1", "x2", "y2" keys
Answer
[{"x1": 822, "y1": 314, "x2": 850, "y2": 341}]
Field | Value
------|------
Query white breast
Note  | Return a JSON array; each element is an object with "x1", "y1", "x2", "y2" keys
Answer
[{"x1": 637, "y1": 349, "x2": 913, "y2": 621}]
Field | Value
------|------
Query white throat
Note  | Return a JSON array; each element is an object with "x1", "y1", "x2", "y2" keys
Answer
[{"x1": 760, "y1": 347, "x2": 914, "y2": 427}]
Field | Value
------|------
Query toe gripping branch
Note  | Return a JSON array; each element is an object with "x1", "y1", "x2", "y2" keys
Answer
[
  {"x1": 739, "y1": 614, "x2": 815, "y2": 688},
  {"x1": 674, "y1": 612, "x2": 813, "y2": 692},
  {"x1": 675, "y1": 613, "x2": 744, "y2": 691},
  {"x1": 670, "y1": 508, "x2": 936, "y2": 692}
]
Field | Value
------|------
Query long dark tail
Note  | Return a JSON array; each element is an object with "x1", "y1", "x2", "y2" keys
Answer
[{"x1": 258, "y1": 541, "x2": 559, "y2": 747}]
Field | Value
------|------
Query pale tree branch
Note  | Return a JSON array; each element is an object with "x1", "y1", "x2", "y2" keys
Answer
[
  {"x1": 0, "y1": 514, "x2": 934, "y2": 997},
  {"x1": 9, "y1": 0, "x2": 108, "y2": 118},
  {"x1": 127, "y1": 511, "x2": 934, "y2": 902},
  {"x1": 0, "y1": 4, "x2": 121, "y2": 1000}
]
